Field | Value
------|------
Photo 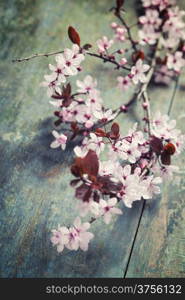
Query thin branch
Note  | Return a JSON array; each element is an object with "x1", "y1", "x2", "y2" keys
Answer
[
  {"x1": 86, "y1": 52, "x2": 131, "y2": 71},
  {"x1": 123, "y1": 199, "x2": 146, "y2": 278},
  {"x1": 12, "y1": 49, "x2": 131, "y2": 71}
]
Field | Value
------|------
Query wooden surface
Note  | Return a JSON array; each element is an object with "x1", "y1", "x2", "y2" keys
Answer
[{"x1": 0, "y1": 0, "x2": 185, "y2": 278}]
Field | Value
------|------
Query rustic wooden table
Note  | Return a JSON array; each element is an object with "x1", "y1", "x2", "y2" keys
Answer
[{"x1": 0, "y1": 0, "x2": 185, "y2": 278}]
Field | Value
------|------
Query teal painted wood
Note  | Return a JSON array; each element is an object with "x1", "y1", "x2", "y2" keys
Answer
[
  {"x1": 0, "y1": 0, "x2": 184, "y2": 278},
  {"x1": 0, "y1": 0, "x2": 144, "y2": 278}
]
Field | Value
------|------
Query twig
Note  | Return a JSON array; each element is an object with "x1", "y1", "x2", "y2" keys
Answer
[
  {"x1": 116, "y1": 13, "x2": 137, "y2": 51},
  {"x1": 12, "y1": 50, "x2": 131, "y2": 71},
  {"x1": 123, "y1": 199, "x2": 146, "y2": 278}
]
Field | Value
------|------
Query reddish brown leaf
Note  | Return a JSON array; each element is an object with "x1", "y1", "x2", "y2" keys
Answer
[
  {"x1": 75, "y1": 183, "x2": 92, "y2": 202},
  {"x1": 83, "y1": 150, "x2": 99, "y2": 177},
  {"x1": 68, "y1": 26, "x2": 81, "y2": 46}
]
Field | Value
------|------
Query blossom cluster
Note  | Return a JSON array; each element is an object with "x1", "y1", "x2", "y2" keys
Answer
[{"x1": 38, "y1": 0, "x2": 185, "y2": 253}]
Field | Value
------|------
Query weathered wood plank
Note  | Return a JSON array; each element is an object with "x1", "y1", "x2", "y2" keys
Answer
[{"x1": 0, "y1": 0, "x2": 147, "y2": 278}]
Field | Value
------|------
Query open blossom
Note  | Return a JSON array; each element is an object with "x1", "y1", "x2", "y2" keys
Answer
[
  {"x1": 142, "y1": 0, "x2": 175, "y2": 10},
  {"x1": 96, "y1": 36, "x2": 114, "y2": 54},
  {"x1": 77, "y1": 199, "x2": 100, "y2": 217},
  {"x1": 76, "y1": 75, "x2": 97, "y2": 93},
  {"x1": 167, "y1": 52, "x2": 185, "y2": 73},
  {"x1": 51, "y1": 218, "x2": 94, "y2": 252},
  {"x1": 141, "y1": 176, "x2": 162, "y2": 199},
  {"x1": 131, "y1": 59, "x2": 150, "y2": 84},
  {"x1": 139, "y1": 28, "x2": 160, "y2": 45},
  {"x1": 50, "y1": 130, "x2": 67, "y2": 150},
  {"x1": 99, "y1": 198, "x2": 122, "y2": 224},
  {"x1": 51, "y1": 226, "x2": 70, "y2": 253}
]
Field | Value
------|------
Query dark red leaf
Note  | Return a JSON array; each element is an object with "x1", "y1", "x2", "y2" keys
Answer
[
  {"x1": 68, "y1": 26, "x2": 81, "y2": 46},
  {"x1": 95, "y1": 128, "x2": 107, "y2": 137}
]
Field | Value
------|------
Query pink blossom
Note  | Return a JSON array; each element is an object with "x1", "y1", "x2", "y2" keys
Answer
[
  {"x1": 119, "y1": 57, "x2": 128, "y2": 66},
  {"x1": 50, "y1": 130, "x2": 67, "y2": 150},
  {"x1": 97, "y1": 36, "x2": 114, "y2": 54},
  {"x1": 117, "y1": 75, "x2": 132, "y2": 91},
  {"x1": 99, "y1": 198, "x2": 122, "y2": 224},
  {"x1": 131, "y1": 59, "x2": 150, "y2": 84}
]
